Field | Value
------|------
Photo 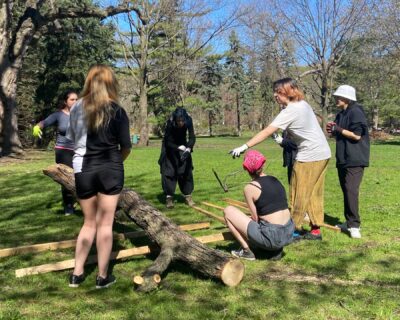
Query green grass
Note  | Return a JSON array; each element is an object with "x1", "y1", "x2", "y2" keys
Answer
[{"x1": 1, "y1": 137, "x2": 400, "y2": 320}]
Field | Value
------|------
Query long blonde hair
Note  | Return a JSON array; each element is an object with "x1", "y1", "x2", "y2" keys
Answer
[{"x1": 81, "y1": 65, "x2": 119, "y2": 131}]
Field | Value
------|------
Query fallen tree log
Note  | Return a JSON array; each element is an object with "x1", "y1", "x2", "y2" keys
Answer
[{"x1": 43, "y1": 164, "x2": 244, "y2": 291}]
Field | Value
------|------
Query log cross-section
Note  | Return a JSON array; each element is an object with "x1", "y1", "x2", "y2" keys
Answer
[{"x1": 43, "y1": 164, "x2": 244, "y2": 292}]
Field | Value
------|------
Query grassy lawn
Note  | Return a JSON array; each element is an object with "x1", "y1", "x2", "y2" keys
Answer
[{"x1": 1, "y1": 137, "x2": 400, "y2": 320}]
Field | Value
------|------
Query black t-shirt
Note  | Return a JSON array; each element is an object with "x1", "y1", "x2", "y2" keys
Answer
[
  {"x1": 67, "y1": 100, "x2": 132, "y2": 173},
  {"x1": 334, "y1": 102, "x2": 370, "y2": 168},
  {"x1": 251, "y1": 176, "x2": 288, "y2": 216}
]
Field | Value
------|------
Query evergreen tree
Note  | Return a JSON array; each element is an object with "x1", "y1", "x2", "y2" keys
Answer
[{"x1": 225, "y1": 31, "x2": 249, "y2": 136}]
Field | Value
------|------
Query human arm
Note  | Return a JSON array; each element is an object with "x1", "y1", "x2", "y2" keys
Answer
[
  {"x1": 186, "y1": 123, "x2": 196, "y2": 149},
  {"x1": 230, "y1": 125, "x2": 279, "y2": 158},
  {"x1": 118, "y1": 107, "x2": 132, "y2": 161},
  {"x1": 244, "y1": 184, "x2": 260, "y2": 222}
]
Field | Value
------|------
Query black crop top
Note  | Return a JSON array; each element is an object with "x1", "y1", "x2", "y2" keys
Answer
[{"x1": 250, "y1": 176, "x2": 288, "y2": 216}]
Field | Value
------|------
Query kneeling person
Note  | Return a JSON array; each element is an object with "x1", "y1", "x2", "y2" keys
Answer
[{"x1": 224, "y1": 150, "x2": 294, "y2": 260}]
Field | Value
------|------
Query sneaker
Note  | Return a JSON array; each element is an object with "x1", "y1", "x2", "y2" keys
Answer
[
  {"x1": 349, "y1": 227, "x2": 361, "y2": 239},
  {"x1": 303, "y1": 229, "x2": 322, "y2": 240},
  {"x1": 166, "y1": 196, "x2": 174, "y2": 209},
  {"x1": 64, "y1": 205, "x2": 74, "y2": 216},
  {"x1": 231, "y1": 248, "x2": 256, "y2": 261},
  {"x1": 184, "y1": 194, "x2": 195, "y2": 207},
  {"x1": 292, "y1": 229, "x2": 307, "y2": 241},
  {"x1": 96, "y1": 274, "x2": 116, "y2": 289},
  {"x1": 69, "y1": 273, "x2": 85, "y2": 288},
  {"x1": 335, "y1": 222, "x2": 348, "y2": 231}
]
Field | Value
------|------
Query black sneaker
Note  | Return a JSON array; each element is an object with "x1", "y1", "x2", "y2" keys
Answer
[
  {"x1": 64, "y1": 204, "x2": 74, "y2": 216},
  {"x1": 69, "y1": 273, "x2": 85, "y2": 288},
  {"x1": 96, "y1": 274, "x2": 116, "y2": 289},
  {"x1": 231, "y1": 248, "x2": 256, "y2": 261}
]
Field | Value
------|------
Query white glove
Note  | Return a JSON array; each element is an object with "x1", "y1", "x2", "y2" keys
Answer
[
  {"x1": 185, "y1": 147, "x2": 191, "y2": 153},
  {"x1": 229, "y1": 144, "x2": 248, "y2": 158},
  {"x1": 272, "y1": 133, "x2": 283, "y2": 144},
  {"x1": 178, "y1": 145, "x2": 186, "y2": 151}
]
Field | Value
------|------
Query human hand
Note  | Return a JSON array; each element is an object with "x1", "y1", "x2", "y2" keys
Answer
[
  {"x1": 326, "y1": 122, "x2": 334, "y2": 134},
  {"x1": 33, "y1": 125, "x2": 42, "y2": 138},
  {"x1": 229, "y1": 144, "x2": 248, "y2": 158},
  {"x1": 272, "y1": 133, "x2": 283, "y2": 144},
  {"x1": 180, "y1": 150, "x2": 191, "y2": 162},
  {"x1": 178, "y1": 145, "x2": 186, "y2": 151}
]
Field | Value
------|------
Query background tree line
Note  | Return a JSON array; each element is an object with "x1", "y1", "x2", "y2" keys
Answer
[{"x1": 1, "y1": 0, "x2": 399, "y2": 155}]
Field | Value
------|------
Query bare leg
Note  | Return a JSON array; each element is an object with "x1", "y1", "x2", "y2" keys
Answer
[
  {"x1": 96, "y1": 193, "x2": 120, "y2": 278},
  {"x1": 73, "y1": 196, "x2": 98, "y2": 276},
  {"x1": 224, "y1": 205, "x2": 252, "y2": 249}
]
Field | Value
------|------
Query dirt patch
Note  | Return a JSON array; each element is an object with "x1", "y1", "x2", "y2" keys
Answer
[{"x1": 0, "y1": 149, "x2": 48, "y2": 164}]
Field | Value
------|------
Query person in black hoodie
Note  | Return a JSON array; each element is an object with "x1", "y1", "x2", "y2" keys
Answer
[
  {"x1": 158, "y1": 108, "x2": 196, "y2": 208},
  {"x1": 327, "y1": 85, "x2": 370, "y2": 239}
]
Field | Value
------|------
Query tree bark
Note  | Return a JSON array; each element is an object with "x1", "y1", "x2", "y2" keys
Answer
[{"x1": 43, "y1": 164, "x2": 244, "y2": 292}]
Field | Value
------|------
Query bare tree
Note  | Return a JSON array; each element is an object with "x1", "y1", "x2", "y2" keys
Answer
[
  {"x1": 269, "y1": 0, "x2": 371, "y2": 124},
  {"x1": 115, "y1": 0, "x2": 242, "y2": 145},
  {"x1": 0, "y1": 1, "x2": 141, "y2": 157}
]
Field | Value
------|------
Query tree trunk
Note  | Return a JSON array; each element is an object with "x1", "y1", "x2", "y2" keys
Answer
[
  {"x1": 43, "y1": 164, "x2": 245, "y2": 292},
  {"x1": 236, "y1": 92, "x2": 241, "y2": 137},
  {"x1": 208, "y1": 110, "x2": 213, "y2": 136},
  {"x1": 0, "y1": 54, "x2": 25, "y2": 156}
]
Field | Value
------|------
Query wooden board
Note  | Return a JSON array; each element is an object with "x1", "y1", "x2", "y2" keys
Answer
[
  {"x1": 1, "y1": 222, "x2": 210, "y2": 258},
  {"x1": 15, "y1": 232, "x2": 234, "y2": 278}
]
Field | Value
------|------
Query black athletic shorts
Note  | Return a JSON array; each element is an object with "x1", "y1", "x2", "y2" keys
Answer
[{"x1": 75, "y1": 167, "x2": 124, "y2": 199}]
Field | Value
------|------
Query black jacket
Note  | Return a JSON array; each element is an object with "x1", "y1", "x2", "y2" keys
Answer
[{"x1": 334, "y1": 102, "x2": 370, "y2": 168}]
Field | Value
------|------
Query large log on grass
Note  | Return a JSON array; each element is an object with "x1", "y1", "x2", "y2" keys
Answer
[{"x1": 43, "y1": 164, "x2": 244, "y2": 292}]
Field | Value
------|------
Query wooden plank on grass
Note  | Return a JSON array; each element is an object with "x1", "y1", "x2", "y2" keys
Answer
[
  {"x1": 15, "y1": 232, "x2": 234, "y2": 278},
  {"x1": 1, "y1": 222, "x2": 210, "y2": 258},
  {"x1": 192, "y1": 206, "x2": 226, "y2": 224}
]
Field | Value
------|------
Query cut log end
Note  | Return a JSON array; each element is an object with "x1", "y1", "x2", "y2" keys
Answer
[
  {"x1": 220, "y1": 259, "x2": 245, "y2": 287},
  {"x1": 133, "y1": 275, "x2": 144, "y2": 285}
]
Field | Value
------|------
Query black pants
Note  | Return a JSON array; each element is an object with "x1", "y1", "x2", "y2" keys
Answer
[
  {"x1": 55, "y1": 148, "x2": 74, "y2": 208},
  {"x1": 162, "y1": 171, "x2": 194, "y2": 196},
  {"x1": 337, "y1": 166, "x2": 364, "y2": 228}
]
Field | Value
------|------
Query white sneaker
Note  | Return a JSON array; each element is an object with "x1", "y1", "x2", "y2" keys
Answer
[{"x1": 349, "y1": 227, "x2": 361, "y2": 239}]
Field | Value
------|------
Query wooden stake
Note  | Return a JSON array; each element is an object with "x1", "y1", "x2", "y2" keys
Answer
[
  {"x1": 15, "y1": 232, "x2": 234, "y2": 278},
  {"x1": 223, "y1": 199, "x2": 251, "y2": 213},
  {"x1": 1, "y1": 222, "x2": 210, "y2": 258},
  {"x1": 191, "y1": 206, "x2": 225, "y2": 224}
]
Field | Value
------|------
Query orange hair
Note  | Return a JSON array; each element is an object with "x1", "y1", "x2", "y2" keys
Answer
[
  {"x1": 81, "y1": 65, "x2": 119, "y2": 131},
  {"x1": 273, "y1": 78, "x2": 304, "y2": 102}
]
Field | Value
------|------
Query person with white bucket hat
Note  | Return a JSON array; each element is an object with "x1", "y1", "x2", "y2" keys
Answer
[{"x1": 327, "y1": 85, "x2": 370, "y2": 239}]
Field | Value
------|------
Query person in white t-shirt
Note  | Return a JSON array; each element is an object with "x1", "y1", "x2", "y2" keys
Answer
[{"x1": 230, "y1": 78, "x2": 331, "y2": 240}]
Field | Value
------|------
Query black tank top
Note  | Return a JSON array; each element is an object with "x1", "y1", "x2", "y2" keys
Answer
[{"x1": 250, "y1": 176, "x2": 288, "y2": 216}]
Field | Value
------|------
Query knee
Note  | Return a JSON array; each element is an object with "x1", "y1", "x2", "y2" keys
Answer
[{"x1": 224, "y1": 205, "x2": 236, "y2": 219}]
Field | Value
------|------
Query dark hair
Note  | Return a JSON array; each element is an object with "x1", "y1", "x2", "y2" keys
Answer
[
  {"x1": 171, "y1": 107, "x2": 192, "y2": 128},
  {"x1": 273, "y1": 78, "x2": 304, "y2": 101},
  {"x1": 58, "y1": 89, "x2": 78, "y2": 109}
]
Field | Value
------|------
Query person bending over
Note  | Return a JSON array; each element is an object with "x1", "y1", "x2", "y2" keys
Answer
[
  {"x1": 224, "y1": 150, "x2": 294, "y2": 261},
  {"x1": 66, "y1": 65, "x2": 132, "y2": 289},
  {"x1": 158, "y1": 107, "x2": 196, "y2": 208}
]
